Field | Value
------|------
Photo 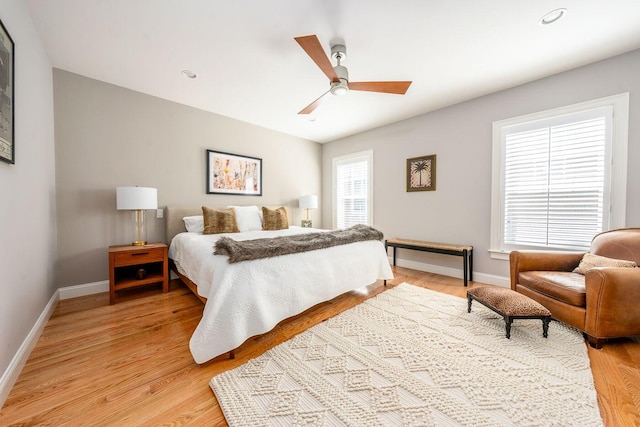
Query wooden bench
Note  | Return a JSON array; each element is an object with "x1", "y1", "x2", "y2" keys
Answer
[{"x1": 385, "y1": 238, "x2": 473, "y2": 286}]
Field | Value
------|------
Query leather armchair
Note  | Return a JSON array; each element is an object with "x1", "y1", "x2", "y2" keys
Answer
[{"x1": 510, "y1": 228, "x2": 640, "y2": 348}]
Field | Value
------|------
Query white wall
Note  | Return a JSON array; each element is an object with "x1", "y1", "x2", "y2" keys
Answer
[
  {"x1": 53, "y1": 70, "x2": 321, "y2": 287},
  {"x1": 322, "y1": 48, "x2": 640, "y2": 284},
  {"x1": 0, "y1": 0, "x2": 57, "y2": 404}
]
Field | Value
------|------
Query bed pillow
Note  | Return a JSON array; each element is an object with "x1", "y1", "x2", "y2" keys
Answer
[
  {"x1": 183, "y1": 215, "x2": 204, "y2": 233},
  {"x1": 573, "y1": 253, "x2": 637, "y2": 275},
  {"x1": 202, "y1": 206, "x2": 240, "y2": 234},
  {"x1": 230, "y1": 205, "x2": 263, "y2": 232},
  {"x1": 262, "y1": 206, "x2": 289, "y2": 230}
]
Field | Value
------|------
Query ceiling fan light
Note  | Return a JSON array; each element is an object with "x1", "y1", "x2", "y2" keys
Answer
[{"x1": 330, "y1": 80, "x2": 349, "y2": 96}]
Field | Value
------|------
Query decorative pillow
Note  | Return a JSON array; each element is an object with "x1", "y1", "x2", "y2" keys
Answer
[
  {"x1": 262, "y1": 206, "x2": 289, "y2": 231},
  {"x1": 573, "y1": 253, "x2": 637, "y2": 275},
  {"x1": 183, "y1": 215, "x2": 204, "y2": 233},
  {"x1": 229, "y1": 205, "x2": 263, "y2": 232},
  {"x1": 202, "y1": 206, "x2": 239, "y2": 234}
]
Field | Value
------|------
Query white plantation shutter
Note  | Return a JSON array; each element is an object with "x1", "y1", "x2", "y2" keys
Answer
[
  {"x1": 502, "y1": 107, "x2": 612, "y2": 251},
  {"x1": 334, "y1": 151, "x2": 373, "y2": 228}
]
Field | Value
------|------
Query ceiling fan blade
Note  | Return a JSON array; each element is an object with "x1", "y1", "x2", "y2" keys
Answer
[
  {"x1": 348, "y1": 81, "x2": 412, "y2": 94},
  {"x1": 298, "y1": 89, "x2": 332, "y2": 115},
  {"x1": 294, "y1": 35, "x2": 339, "y2": 82}
]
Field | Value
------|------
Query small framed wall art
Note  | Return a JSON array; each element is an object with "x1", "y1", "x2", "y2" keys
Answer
[
  {"x1": 206, "y1": 149, "x2": 262, "y2": 196},
  {"x1": 0, "y1": 18, "x2": 14, "y2": 164},
  {"x1": 407, "y1": 154, "x2": 436, "y2": 192}
]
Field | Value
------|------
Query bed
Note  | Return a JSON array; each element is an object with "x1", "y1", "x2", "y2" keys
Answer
[{"x1": 166, "y1": 205, "x2": 394, "y2": 364}]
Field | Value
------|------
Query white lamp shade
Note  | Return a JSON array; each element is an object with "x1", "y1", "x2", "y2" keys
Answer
[
  {"x1": 299, "y1": 194, "x2": 318, "y2": 210},
  {"x1": 116, "y1": 187, "x2": 158, "y2": 210}
]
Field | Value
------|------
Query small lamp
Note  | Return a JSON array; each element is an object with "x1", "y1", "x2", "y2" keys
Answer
[
  {"x1": 299, "y1": 194, "x2": 318, "y2": 228},
  {"x1": 116, "y1": 186, "x2": 158, "y2": 246}
]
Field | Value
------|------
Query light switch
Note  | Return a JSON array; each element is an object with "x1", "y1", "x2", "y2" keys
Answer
[{"x1": 156, "y1": 208, "x2": 164, "y2": 219}]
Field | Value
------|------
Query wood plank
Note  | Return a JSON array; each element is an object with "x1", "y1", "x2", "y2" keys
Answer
[{"x1": 1, "y1": 268, "x2": 638, "y2": 426}]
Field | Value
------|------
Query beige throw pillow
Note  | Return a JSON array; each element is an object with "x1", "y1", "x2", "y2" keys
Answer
[
  {"x1": 573, "y1": 253, "x2": 637, "y2": 275},
  {"x1": 202, "y1": 206, "x2": 239, "y2": 234},
  {"x1": 262, "y1": 206, "x2": 289, "y2": 230}
]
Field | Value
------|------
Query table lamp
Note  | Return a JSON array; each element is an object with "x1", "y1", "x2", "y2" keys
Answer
[
  {"x1": 116, "y1": 186, "x2": 158, "y2": 246},
  {"x1": 299, "y1": 194, "x2": 318, "y2": 228}
]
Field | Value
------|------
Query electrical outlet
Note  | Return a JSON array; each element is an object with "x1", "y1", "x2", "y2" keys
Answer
[{"x1": 156, "y1": 208, "x2": 164, "y2": 219}]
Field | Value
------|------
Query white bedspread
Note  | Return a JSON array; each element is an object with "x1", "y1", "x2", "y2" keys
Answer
[{"x1": 169, "y1": 226, "x2": 394, "y2": 363}]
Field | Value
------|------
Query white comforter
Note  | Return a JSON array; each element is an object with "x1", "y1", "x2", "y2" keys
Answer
[{"x1": 169, "y1": 226, "x2": 393, "y2": 363}]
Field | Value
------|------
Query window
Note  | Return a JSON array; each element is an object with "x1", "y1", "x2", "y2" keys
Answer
[
  {"x1": 333, "y1": 150, "x2": 373, "y2": 229},
  {"x1": 490, "y1": 93, "x2": 628, "y2": 258}
]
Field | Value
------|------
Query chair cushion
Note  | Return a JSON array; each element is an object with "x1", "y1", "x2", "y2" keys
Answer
[
  {"x1": 573, "y1": 253, "x2": 637, "y2": 274},
  {"x1": 518, "y1": 271, "x2": 586, "y2": 307}
]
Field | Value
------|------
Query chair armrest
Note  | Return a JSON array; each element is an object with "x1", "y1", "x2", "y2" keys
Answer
[
  {"x1": 585, "y1": 267, "x2": 640, "y2": 338},
  {"x1": 509, "y1": 251, "x2": 584, "y2": 290}
]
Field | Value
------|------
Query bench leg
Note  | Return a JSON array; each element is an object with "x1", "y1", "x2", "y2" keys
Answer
[
  {"x1": 505, "y1": 316, "x2": 513, "y2": 339},
  {"x1": 542, "y1": 317, "x2": 551, "y2": 338},
  {"x1": 467, "y1": 294, "x2": 473, "y2": 313},
  {"x1": 469, "y1": 250, "x2": 473, "y2": 282},
  {"x1": 463, "y1": 249, "x2": 468, "y2": 287}
]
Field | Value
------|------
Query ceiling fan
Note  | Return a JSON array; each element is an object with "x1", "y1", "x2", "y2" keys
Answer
[{"x1": 294, "y1": 35, "x2": 412, "y2": 114}]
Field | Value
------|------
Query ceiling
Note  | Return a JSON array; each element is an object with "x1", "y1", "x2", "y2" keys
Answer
[{"x1": 26, "y1": 1, "x2": 640, "y2": 143}]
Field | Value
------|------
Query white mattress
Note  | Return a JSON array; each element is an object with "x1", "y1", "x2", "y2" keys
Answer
[{"x1": 169, "y1": 226, "x2": 394, "y2": 363}]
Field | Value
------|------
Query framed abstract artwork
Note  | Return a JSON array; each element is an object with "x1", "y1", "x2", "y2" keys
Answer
[
  {"x1": 0, "y1": 18, "x2": 14, "y2": 164},
  {"x1": 206, "y1": 149, "x2": 262, "y2": 196},
  {"x1": 407, "y1": 154, "x2": 436, "y2": 192}
]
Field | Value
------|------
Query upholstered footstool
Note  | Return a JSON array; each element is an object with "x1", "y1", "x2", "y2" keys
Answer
[{"x1": 467, "y1": 286, "x2": 552, "y2": 339}]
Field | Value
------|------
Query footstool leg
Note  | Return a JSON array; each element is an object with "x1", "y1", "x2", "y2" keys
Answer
[
  {"x1": 542, "y1": 316, "x2": 551, "y2": 338},
  {"x1": 505, "y1": 316, "x2": 512, "y2": 339},
  {"x1": 467, "y1": 294, "x2": 473, "y2": 313}
]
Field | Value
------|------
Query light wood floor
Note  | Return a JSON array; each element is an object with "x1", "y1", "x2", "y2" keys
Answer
[{"x1": 1, "y1": 267, "x2": 639, "y2": 426}]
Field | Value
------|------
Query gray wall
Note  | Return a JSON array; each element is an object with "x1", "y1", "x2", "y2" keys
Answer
[
  {"x1": 322, "y1": 48, "x2": 640, "y2": 284},
  {"x1": 0, "y1": 0, "x2": 57, "y2": 398},
  {"x1": 53, "y1": 70, "x2": 321, "y2": 287}
]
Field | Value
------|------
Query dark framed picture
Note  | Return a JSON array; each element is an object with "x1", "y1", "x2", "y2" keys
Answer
[
  {"x1": 407, "y1": 154, "x2": 436, "y2": 192},
  {"x1": 206, "y1": 149, "x2": 262, "y2": 195},
  {"x1": 0, "y1": 18, "x2": 14, "y2": 164}
]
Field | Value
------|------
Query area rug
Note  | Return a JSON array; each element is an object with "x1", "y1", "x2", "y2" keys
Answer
[{"x1": 210, "y1": 283, "x2": 603, "y2": 426}]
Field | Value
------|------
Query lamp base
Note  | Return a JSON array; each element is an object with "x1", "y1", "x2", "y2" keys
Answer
[
  {"x1": 132, "y1": 240, "x2": 147, "y2": 246},
  {"x1": 301, "y1": 220, "x2": 312, "y2": 228}
]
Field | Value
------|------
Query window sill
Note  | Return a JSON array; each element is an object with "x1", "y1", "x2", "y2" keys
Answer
[
  {"x1": 489, "y1": 250, "x2": 510, "y2": 261},
  {"x1": 490, "y1": 248, "x2": 584, "y2": 261}
]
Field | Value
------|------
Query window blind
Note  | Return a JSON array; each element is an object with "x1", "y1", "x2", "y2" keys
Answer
[
  {"x1": 503, "y1": 107, "x2": 611, "y2": 251},
  {"x1": 335, "y1": 155, "x2": 370, "y2": 228}
]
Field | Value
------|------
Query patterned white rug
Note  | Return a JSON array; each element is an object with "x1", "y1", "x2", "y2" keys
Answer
[{"x1": 210, "y1": 283, "x2": 603, "y2": 426}]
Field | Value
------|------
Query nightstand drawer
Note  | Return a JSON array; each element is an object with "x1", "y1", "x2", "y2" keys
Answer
[{"x1": 113, "y1": 249, "x2": 164, "y2": 266}]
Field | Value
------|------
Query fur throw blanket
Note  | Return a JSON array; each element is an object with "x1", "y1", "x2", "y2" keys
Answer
[{"x1": 214, "y1": 224, "x2": 384, "y2": 263}]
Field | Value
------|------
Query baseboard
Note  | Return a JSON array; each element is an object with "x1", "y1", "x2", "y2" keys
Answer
[
  {"x1": 0, "y1": 289, "x2": 60, "y2": 408},
  {"x1": 390, "y1": 257, "x2": 510, "y2": 288},
  {"x1": 58, "y1": 280, "x2": 109, "y2": 300}
]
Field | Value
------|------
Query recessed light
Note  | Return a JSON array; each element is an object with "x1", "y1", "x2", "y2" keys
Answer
[
  {"x1": 308, "y1": 116, "x2": 316, "y2": 122},
  {"x1": 539, "y1": 8, "x2": 567, "y2": 26},
  {"x1": 182, "y1": 70, "x2": 197, "y2": 79}
]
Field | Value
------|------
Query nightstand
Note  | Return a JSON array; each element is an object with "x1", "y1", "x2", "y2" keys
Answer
[{"x1": 108, "y1": 243, "x2": 168, "y2": 304}]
